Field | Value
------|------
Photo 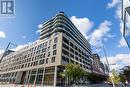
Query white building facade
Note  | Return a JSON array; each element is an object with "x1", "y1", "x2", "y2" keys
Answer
[{"x1": 0, "y1": 12, "x2": 92, "y2": 86}]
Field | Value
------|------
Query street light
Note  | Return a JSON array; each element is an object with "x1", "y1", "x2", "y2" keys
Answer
[{"x1": 94, "y1": 45, "x2": 115, "y2": 87}]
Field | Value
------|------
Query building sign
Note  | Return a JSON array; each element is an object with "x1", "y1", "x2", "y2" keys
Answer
[{"x1": 0, "y1": 0, "x2": 15, "y2": 18}]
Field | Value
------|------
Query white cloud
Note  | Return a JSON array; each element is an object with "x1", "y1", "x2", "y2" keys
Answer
[
  {"x1": 13, "y1": 45, "x2": 27, "y2": 51},
  {"x1": 101, "y1": 53, "x2": 130, "y2": 69},
  {"x1": 22, "y1": 35, "x2": 26, "y2": 39},
  {"x1": 0, "y1": 31, "x2": 5, "y2": 38},
  {"x1": 0, "y1": 50, "x2": 4, "y2": 54},
  {"x1": 71, "y1": 16, "x2": 94, "y2": 39},
  {"x1": 107, "y1": 0, "x2": 120, "y2": 8},
  {"x1": 89, "y1": 20, "x2": 112, "y2": 47},
  {"x1": 70, "y1": 16, "x2": 114, "y2": 48},
  {"x1": 36, "y1": 24, "x2": 43, "y2": 34},
  {"x1": 118, "y1": 37, "x2": 127, "y2": 47},
  {"x1": 38, "y1": 24, "x2": 43, "y2": 29},
  {"x1": 12, "y1": 41, "x2": 35, "y2": 51},
  {"x1": 36, "y1": 29, "x2": 42, "y2": 34}
]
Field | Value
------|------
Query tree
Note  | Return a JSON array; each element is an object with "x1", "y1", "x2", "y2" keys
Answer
[
  {"x1": 108, "y1": 69, "x2": 120, "y2": 87},
  {"x1": 60, "y1": 64, "x2": 88, "y2": 85}
]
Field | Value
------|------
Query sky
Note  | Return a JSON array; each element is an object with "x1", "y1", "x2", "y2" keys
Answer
[{"x1": 0, "y1": 0, "x2": 129, "y2": 69}]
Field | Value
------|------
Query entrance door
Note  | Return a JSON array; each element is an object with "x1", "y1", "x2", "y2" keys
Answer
[{"x1": 20, "y1": 71, "x2": 26, "y2": 84}]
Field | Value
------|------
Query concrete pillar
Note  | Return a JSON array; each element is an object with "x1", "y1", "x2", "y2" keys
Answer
[
  {"x1": 15, "y1": 71, "x2": 23, "y2": 84},
  {"x1": 54, "y1": 66, "x2": 57, "y2": 86}
]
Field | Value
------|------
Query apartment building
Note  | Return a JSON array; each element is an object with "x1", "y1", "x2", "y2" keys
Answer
[
  {"x1": 0, "y1": 12, "x2": 92, "y2": 86},
  {"x1": 92, "y1": 54, "x2": 101, "y2": 74}
]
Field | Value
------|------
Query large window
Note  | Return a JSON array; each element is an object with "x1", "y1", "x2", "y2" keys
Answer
[
  {"x1": 29, "y1": 69, "x2": 36, "y2": 84},
  {"x1": 43, "y1": 74, "x2": 54, "y2": 86},
  {"x1": 36, "y1": 68, "x2": 44, "y2": 85},
  {"x1": 43, "y1": 67, "x2": 55, "y2": 86},
  {"x1": 124, "y1": 7, "x2": 130, "y2": 48}
]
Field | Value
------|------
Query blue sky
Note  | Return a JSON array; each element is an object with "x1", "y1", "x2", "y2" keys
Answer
[{"x1": 0, "y1": 0, "x2": 129, "y2": 69}]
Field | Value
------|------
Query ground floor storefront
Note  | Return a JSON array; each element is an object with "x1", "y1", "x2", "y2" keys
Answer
[{"x1": 0, "y1": 66, "x2": 66, "y2": 87}]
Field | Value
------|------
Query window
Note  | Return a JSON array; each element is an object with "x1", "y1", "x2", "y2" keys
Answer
[
  {"x1": 62, "y1": 56, "x2": 69, "y2": 63},
  {"x1": 28, "y1": 63, "x2": 30, "y2": 67},
  {"x1": 31, "y1": 62, "x2": 33, "y2": 66},
  {"x1": 75, "y1": 56, "x2": 78, "y2": 61},
  {"x1": 39, "y1": 59, "x2": 45, "y2": 65},
  {"x1": 34, "y1": 61, "x2": 38, "y2": 66},
  {"x1": 45, "y1": 42, "x2": 47, "y2": 47},
  {"x1": 80, "y1": 59, "x2": 82, "y2": 63},
  {"x1": 38, "y1": 68, "x2": 44, "y2": 74},
  {"x1": 43, "y1": 53, "x2": 45, "y2": 58},
  {"x1": 51, "y1": 57, "x2": 55, "y2": 63},
  {"x1": 31, "y1": 69, "x2": 37, "y2": 74},
  {"x1": 70, "y1": 60, "x2": 74, "y2": 64},
  {"x1": 29, "y1": 75, "x2": 36, "y2": 84},
  {"x1": 53, "y1": 50, "x2": 57, "y2": 55},
  {"x1": 62, "y1": 49, "x2": 69, "y2": 56},
  {"x1": 46, "y1": 58, "x2": 48, "y2": 63},
  {"x1": 41, "y1": 48, "x2": 46, "y2": 53},
  {"x1": 82, "y1": 56, "x2": 84, "y2": 59},
  {"x1": 48, "y1": 52, "x2": 50, "y2": 57},
  {"x1": 70, "y1": 42, "x2": 74, "y2": 48},
  {"x1": 79, "y1": 49, "x2": 81, "y2": 53},
  {"x1": 40, "y1": 54, "x2": 43, "y2": 59},
  {"x1": 36, "y1": 75, "x2": 43, "y2": 85},
  {"x1": 54, "y1": 37, "x2": 58, "y2": 43},
  {"x1": 70, "y1": 54, "x2": 74, "y2": 58},
  {"x1": 43, "y1": 74, "x2": 54, "y2": 85},
  {"x1": 53, "y1": 44, "x2": 56, "y2": 49},
  {"x1": 79, "y1": 54, "x2": 81, "y2": 57},
  {"x1": 82, "y1": 51, "x2": 84, "y2": 55},
  {"x1": 41, "y1": 43, "x2": 45, "y2": 49},
  {"x1": 63, "y1": 37, "x2": 69, "y2": 44},
  {"x1": 75, "y1": 51, "x2": 78, "y2": 56},
  {"x1": 63, "y1": 43, "x2": 69, "y2": 50},
  {"x1": 48, "y1": 46, "x2": 50, "y2": 51},
  {"x1": 45, "y1": 67, "x2": 55, "y2": 73},
  {"x1": 75, "y1": 46, "x2": 77, "y2": 50},
  {"x1": 70, "y1": 48, "x2": 74, "y2": 53}
]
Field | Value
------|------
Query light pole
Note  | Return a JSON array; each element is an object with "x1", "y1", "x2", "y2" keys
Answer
[
  {"x1": 64, "y1": 70, "x2": 66, "y2": 87},
  {"x1": 0, "y1": 42, "x2": 17, "y2": 63},
  {"x1": 94, "y1": 45, "x2": 115, "y2": 87}
]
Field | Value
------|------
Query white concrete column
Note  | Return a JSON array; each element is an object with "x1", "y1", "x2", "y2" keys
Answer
[{"x1": 54, "y1": 66, "x2": 57, "y2": 86}]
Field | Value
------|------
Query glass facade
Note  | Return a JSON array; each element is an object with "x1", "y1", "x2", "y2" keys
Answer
[{"x1": 124, "y1": 6, "x2": 130, "y2": 48}]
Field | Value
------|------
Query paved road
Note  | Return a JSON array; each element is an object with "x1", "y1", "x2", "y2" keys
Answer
[{"x1": 70, "y1": 83, "x2": 130, "y2": 87}]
